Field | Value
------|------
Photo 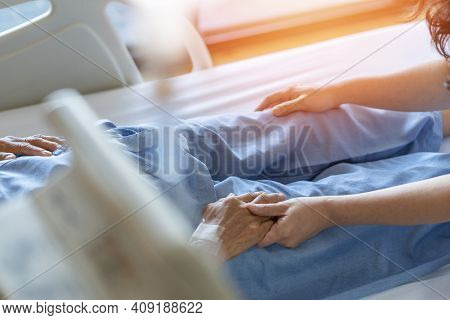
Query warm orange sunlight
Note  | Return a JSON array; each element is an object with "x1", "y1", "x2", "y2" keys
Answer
[
  {"x1": 196, "y1": 0, "x2": 409, "y2": 65},
  {"x1": 198, "y1": 0, "x2": 371, "y2": 33}
]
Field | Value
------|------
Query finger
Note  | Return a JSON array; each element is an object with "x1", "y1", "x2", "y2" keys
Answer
[
  {"x1": 3, "y1": 136, "x2": 20, "y2": 142},
  {"x1": 279, "y1": 238, "x2": 300, "y2": 249},
  {"x1": 272, "y1": 100, "x2": 300, "y2": 117},
  {"x1": 234, "y1": 191, "x2": 264, "y2": 203},
  {"x1": 39, "y1": 135, "x2": 66, "y2": 145},
  {"x1": 258, "y1": 223, "x2": 283, "y2": 247},
  {"x1": 245, "y1": 202, "x2": 287, "y2": 217},
  {"x1": 8, "y1": 142, "x2": 52, "y2": 157},
  {"x1": 255, "y1": 91, "x2": 285, "y2": 111},
  {"x1": 0, "y1": 152, "x2": 16, "y2": 160},
  {"x1": 217, "y1": 192, "x2": 236, "y2": 203},
  {"x1": 16, "y1": 135, "x2": 66, "y2": 146},
  {"x1": 258, "y1": 220, "x2": 275, "y2": 242},
  {"x1": 272, "y1": 101, "x2": 297, "y2": 117},
  {"x1": 252, "y1": 192, "x2": 286, "y2": 204},
  {"x1": 25, "y1": 137, "x2": 61, "y2": 152},
  {"x1": 272, "y1": 94, "x2": 308, "y2": 117}
]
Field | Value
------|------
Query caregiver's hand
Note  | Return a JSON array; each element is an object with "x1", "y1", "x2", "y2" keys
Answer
[
  {"x1": 246, "y1": 197, "x2": 333, "y2": 248},
  {"x1": 201, "y1": 191, "x2": 286, "y2": 260},
  {"x1": 0, "y1": 135, "x2": 65, "y2": 160},
  {"x1": 255, "y1": 85, "x2": 338, "y2": 116}
]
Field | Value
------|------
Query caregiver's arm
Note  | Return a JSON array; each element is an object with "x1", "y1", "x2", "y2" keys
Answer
[
  {"x1": 257, "y1": 59, "x2": 450, "y2": 116},
  {"x1": 330, "y1": 60, "x2": 450, "y2": 112},
  {"x1": 246, "y1": 175, "x2": 450, "y2": 248},
  {"x1": 327, "y1": 174, "x2": 450, "y2": 226}
]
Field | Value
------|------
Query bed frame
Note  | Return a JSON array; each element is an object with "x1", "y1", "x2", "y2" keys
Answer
[
  {"x1": 0, "y1": 0, "x2": 211, "y2": 111},
  {"x1": 0, "y1": 15, "x2": 449, "y2": 298}
]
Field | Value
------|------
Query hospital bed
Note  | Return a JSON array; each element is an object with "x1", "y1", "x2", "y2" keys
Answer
[{"x1": 0, "y1": 1, "x2": 449, "y2": 298}]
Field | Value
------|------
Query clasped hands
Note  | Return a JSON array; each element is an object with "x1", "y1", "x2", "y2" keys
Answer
[{"x1": 198, "y1": 192, "x2": 333, "y2": 260}]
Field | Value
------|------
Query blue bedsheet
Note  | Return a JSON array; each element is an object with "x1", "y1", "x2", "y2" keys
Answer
[{"x1": 1, "y1": 105, "x2": 449, "y2": 299}]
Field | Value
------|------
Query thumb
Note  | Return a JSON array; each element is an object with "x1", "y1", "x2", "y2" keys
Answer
[
  {"x1": 245, "y1": 202, "x2": 287, "y2": 217},
  {"x1": 272, "y1": 94, "x2": 309, "y2": 117},
  {"x1": 0, "y1": 152, "x2": 16, "y2": 160},
  {"x1": 258, "y1": 222, "x2": 283, "y2": 247},
  {"x1": 252, "y1": 192, "x2": 286, "y2": 205}
]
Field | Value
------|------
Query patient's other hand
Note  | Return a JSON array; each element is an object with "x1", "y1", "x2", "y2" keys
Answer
[
  {"x1": 201, "y1": 192, "x2": 286, "y2": 260},
  {"x1": 0, "y1": 135, "x2": 65, "y2": 160},
  {"x1": 256, "y1": 85, "x2": 338, "y2": 116}
]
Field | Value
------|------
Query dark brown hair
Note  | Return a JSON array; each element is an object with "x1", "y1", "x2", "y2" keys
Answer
[{"x1": 413, "y1": 0, "x2": 450, "y2": 59}]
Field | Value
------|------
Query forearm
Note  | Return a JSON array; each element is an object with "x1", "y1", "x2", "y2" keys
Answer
[
  {"x1": 330, "y1": 60, "x2": 450, "y2": 112},
  {"x1": 325, "y1": 175, "x2": 450, "y2": 226}
]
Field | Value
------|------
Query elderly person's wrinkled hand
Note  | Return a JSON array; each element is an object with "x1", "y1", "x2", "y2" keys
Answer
[
  {"x1": 199, "y1": 192, "x2": 286, "y2": 260},
  {"x1": 0, "y1": 135, "x2": 65, "y2": 160}
]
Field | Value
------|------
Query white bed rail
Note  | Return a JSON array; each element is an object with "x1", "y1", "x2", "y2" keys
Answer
[
  {"x1": 181, "y1": 16, "x2": 213, "y2": 71},
  {"x1": 0, "y1": 0, "x2": 142, "y2": 111},
  {"x1": 0, "y1": 0, "x2": 212, "y2": 111}
]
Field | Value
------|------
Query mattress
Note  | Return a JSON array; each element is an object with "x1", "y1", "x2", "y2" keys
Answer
[
  {"x1": 1, "y1": 22, "x2": 449, "y2": 144},
  {"x1": 0, "y1": 21, "x2": 449, "y2": 298}
]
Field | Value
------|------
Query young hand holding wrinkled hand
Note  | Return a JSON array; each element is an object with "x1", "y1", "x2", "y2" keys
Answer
[{"x1": 197, "y1": 192, "x2": 333, "y2": 260}]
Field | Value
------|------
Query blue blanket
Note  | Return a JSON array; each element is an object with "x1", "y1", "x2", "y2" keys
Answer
[{"x1": 1, "y1": 105, "x2": 449, "y2": 299}]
